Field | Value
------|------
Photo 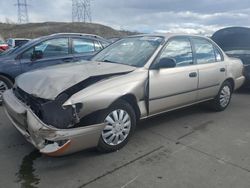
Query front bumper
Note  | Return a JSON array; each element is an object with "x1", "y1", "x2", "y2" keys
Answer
[{"x1": 3, "y1": 90, "x2": 105, "y2": 156}]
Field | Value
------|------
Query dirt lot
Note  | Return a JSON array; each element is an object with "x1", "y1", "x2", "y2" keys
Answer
[{"x1": 0, "y1": 89, "x2": 250, "y2": 188}]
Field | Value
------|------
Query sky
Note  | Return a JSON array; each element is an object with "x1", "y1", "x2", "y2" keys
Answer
[{"x1": 0, "y1": 0, "x2": 250, "y2": 35}]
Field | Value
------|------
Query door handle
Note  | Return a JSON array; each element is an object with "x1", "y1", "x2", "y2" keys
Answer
[
  {"x1": 189, "y1": 72, "x2": 197, "y2": 78},
  {"x1": 220, "y1": 68, "x2": 226, "y2": 72}
]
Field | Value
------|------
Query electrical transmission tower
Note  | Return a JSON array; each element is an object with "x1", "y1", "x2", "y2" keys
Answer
[
  {"x1": 16, "y1": 0, "x2": 29, "y2": 24},
  {"x1": 72, "y1": 0, "x2": 92, "y2": 23}
]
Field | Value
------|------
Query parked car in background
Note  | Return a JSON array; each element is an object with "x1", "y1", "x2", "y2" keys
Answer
[
  {"x1": 0, "y1": 40, "x2": 9, "y2": 51},
  {"x1": 3, "y1": 34, "x2": 244, "y2": 156},
  {"x1": 0, "y1": 33, "x2": 110, "y2": 102},
  {"x1": 7, "y1": 38, "x2": 30, "y2": 48},
  {"x1": 212, "y1": 27, "x2": 250, "y2": 87}
]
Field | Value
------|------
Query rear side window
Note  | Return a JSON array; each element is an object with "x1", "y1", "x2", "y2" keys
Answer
[
  {"x1": 214, "y1": 47, "x2": 223, "y2": 62},
  {"x1": 72, "y1": 38, "x2": 95, "y2": 53},
  {"x1": 158, "y1": 38, "x2": 193, "y2": 67},
  {"x1": 192, "y1": 38, "x2": 216, "y2": 64}
]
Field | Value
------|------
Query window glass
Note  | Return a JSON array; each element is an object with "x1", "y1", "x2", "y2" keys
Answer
[
  {"x1": 72, "y1": 38, "x2": 95, "y2": 53},
  {"x1": 92, "y1": 36, "x2": 163, "y2": 67},
  {"x1": 214, "y1": 48, "x2": 223, "y2": 61},
  {"x1": 35, "y1": 38, "x2": 69, "y2": 57},
  {"x1": 100, "y1": 41, "x2": 110, "y2": 48},
  {"x1": 21, "y1": 48, "x2": 34, "y2": 59},
  {"x1": 193, "y1": 38, "x2": 216, "y2": 64},
  {"x1": 94, "y1": 41, "x2": 103, "y2": 51},
  {"x1": 21, "y1": 38, "x2": 69, "y2": 59},
  {"x1": 15, "y1": 40, "x2": 29, "y2": 47},
  {"x1": 7, "y1": 39, "x2": 13, "y2": 47},
  {"x1": 158, "y1": 38, "x2": 193, "y2": 67}
]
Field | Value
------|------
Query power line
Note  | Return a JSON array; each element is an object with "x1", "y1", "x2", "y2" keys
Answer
[
  {"x1": 16, "y1": 0, "x2": 29, "y2": 24},
  {"x1": 72, "y1": 0, "x2": 92, "y2": 23}
]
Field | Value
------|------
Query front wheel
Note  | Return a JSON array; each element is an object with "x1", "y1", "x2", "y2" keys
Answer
[
  {"x1": 210, "y1": 81, "x2": 233, "y2": 111},
  {"x1": 97, "y1": 99, "x2": 136, "y2": 152}
]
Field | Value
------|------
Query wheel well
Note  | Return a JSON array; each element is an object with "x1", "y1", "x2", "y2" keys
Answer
[
  {"x1": 118, "y1": 94, "x2": 141, "y2": 122},
  {"x1": 78, "y1": 94, "x2": 142, "y2": 126},
  {"x1": 0, "y1": 73, "x2": 15, "y2": 84},
  {"x1": 225, "y1": 78, "x2": 235, "y2": 91}
]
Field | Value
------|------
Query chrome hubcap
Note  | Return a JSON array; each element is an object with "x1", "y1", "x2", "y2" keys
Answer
[
  {"x1": 220, "y1": 85, "x2": 231, "y2": 108},
  {"x1": 102, "y1": 109, "x2": 131, "y2": 146},
  {"x1": 0, "y1": 81, "x2": 8, "y2": 102}
]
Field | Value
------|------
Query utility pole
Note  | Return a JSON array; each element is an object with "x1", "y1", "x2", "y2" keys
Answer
[
  {"x1": 16, "y1": 0, "x2": 29, "y2": 24},
  {"x1": 72, "y1": 0, "x2": 92, "y2": 23}
]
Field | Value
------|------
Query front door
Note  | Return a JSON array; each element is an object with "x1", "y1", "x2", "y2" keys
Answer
[{"x1": 149, "y1": 37, "x2": 198, "y2": 115}]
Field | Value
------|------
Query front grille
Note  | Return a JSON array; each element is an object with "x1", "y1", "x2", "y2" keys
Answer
[{"x1": 13, "y1": 87, "x2": 49, "y2": 118}]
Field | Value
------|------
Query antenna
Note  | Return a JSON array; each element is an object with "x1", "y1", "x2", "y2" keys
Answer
[
  {"x1": 72, "y1": 0, "x2": 92, "y2": 23},
  {"x1": 16, "y1": 0, "x2": 29, "y2": 24}
]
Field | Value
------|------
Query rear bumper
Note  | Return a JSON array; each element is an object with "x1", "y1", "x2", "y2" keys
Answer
[
  {"x1": 243, "y1": 66, "x2": 250, "y2": 86},
  {"x1": 234, "y1": 76, "x2": 245, "y2": 90},
  {"x1": 3, "y1": 90, "x2": 105, "y2": 156}
]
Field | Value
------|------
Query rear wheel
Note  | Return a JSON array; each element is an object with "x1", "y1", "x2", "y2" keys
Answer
[
  {"x1": 210, "y1": 81, "x2": 232, "y2": 111},
  {"x1": 0, "y1": 75, "x2": 13, "y2": 104},
  {"x1": 97, "y1": 99, "x2": 136, "y2": 152}
]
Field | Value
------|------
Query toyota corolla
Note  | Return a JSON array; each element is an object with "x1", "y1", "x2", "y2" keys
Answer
[{"x1": 3, "y1": 34, "x2": 245, "y2": 156}]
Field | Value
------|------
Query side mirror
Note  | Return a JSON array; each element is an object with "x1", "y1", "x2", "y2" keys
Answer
[
  {"x1": 155, "y1": 58, "x2": 176, "y2": 69},
  {"x1": 31, "y1": 50, "x2": 43, "y2": 61}
]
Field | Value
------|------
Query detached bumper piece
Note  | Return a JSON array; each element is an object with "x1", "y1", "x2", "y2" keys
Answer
[{"x1": 3, "y1": 90, "x2": 106, "y2": 156}]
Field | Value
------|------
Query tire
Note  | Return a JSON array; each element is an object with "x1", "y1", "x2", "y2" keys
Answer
[
  {"x1": 209, "y1": 81, "x2": 233, "y2": 111},
  {"x1": 0, "y1": 75, "x2": 13, "y2": 104},
  {"x1": 97, "y1": 99, "x2": 136, "y2": 153}
]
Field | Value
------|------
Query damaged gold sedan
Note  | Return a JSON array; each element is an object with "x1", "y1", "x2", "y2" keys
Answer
[{"x1": 3, "y1": 34, "x2": 245, "y2": 156}]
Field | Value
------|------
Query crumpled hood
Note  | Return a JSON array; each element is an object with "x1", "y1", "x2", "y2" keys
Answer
[{"x1": 16, "y1": 61, "x2": 136, "y2": 100}]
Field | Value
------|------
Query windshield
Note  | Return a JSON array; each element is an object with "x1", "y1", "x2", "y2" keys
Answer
[{"x1": 92, "y1": 36, "x2": 163, "y2": 67}]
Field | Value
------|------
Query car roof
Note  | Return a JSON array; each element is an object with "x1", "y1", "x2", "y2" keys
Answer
[{"x1": 47, "y1": 33, "x2": 107, "y2": 40}]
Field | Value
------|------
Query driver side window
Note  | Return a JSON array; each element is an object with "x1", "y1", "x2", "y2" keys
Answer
[
  {"x1": 21, "y1": 48, "x2": 34, "y2": 59},
  {"x1": 158, "y1": 38, "x2": 193, "y2": 67},
  {"x1": 21, "y1": 38, "x2": 69, "y2": 60}
]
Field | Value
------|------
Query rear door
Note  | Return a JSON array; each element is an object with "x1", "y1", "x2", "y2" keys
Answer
[
  {"x1": 19, "y1": 37, "x2": 73, "y2": 72},
  {"x1": 191, "y1": 37, "x2": 226, "y2": 100},
  {"x1": 149, "y1": 37, "x2": 199, "y2": 115}
]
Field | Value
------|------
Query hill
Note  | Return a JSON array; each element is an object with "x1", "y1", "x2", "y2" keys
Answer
[{"x1": 0, "y1": 22, "x2": 139, "y2": 40}]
